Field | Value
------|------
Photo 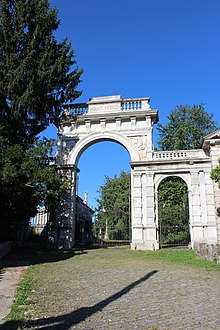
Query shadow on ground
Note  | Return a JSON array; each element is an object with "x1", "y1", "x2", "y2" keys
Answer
[
  {"x1": 0, "y1": 269, "x2": 5, "y2": 281},
  {"x1": 0, "y1": 235, "x2": 87, "y2": 270},
  {"x1": 0, "y1": 270, "x2": 158, "y2": 330}
]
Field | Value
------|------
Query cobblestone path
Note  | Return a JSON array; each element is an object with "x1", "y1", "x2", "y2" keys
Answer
[{"x1": 9, "y1": 248, "x2": 220, "y2": 329}]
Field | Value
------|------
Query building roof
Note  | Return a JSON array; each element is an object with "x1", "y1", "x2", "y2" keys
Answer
[{"x1": 202, "y1": 129, "x2": 220, "y2": 149}]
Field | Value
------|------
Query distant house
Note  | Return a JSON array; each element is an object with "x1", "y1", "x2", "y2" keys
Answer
[{"x1": 30, "y1": 207, "x2": 49, "y2": 236}]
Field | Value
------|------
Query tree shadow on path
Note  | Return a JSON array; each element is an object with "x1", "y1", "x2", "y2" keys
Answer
[
  {"x1": 0, "y1": 236, "x2": 87, "y2": 270},
  {"x1": 1, "y1": 270, "x2": 158, "y2": 330},
  {"x1": 0, "y1": 269, "x2": 5, "y2": 282}
]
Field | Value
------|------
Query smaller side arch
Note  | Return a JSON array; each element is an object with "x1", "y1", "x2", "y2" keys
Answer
[
  {"x1": 68, "y1": 131, "x2": 140, "y2": 166},
  {"x1": 155, "y1": 173, "x2": 192, "y2": 248},
  {"x1": 155, "y1": 173, "x2": 191, "y2": 193}
]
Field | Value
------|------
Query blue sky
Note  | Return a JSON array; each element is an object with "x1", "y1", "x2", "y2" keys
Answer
[{"x1": 45, "y1": 0, "x2": 220, "y2": 209}]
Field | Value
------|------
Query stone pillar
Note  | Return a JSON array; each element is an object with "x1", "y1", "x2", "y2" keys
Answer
[
  {"x1": 130, "y1": 167, "x2": 157, "y2": 250},
  {"x1": 209, "y1": 144, "x2": 220, "y2": 244},
  {"x1": 143, "y1": 172, "x2": 158, "y2": 249},
  {"x1": 203, "y1": 169, "x2": 218, "y2": 244},
  {"x1": 190, "y1": 167, "x2": 218, "y2": 246},
  {"x1": 130, "y1": 170, "x2": 143, "y2": 247},
  {"x1": 48, "y1": 165, "x2": 79, "y2": 250},
  {"x1": 146, "y1": 116, "x2": 153, "y2": 160},
  {"x1": 190, "y1": 170, "x2": 202, "y2": 244},
  {"x1": 56, "y1": 135, "x2": 78, "y2": 166}
]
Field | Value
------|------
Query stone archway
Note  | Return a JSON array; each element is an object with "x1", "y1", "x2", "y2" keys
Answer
[
  {"x1": 156, "y1": 176, "x2": 191, "y2": 248},
  {"x1": 155, "y1": 173, "x2": 192, "y2": 245},
  {"x1": 49, "y1": 95, "x2": 159, "y2": 250},
  {"x1": 68, "y1": 131, "x2": 139, "y2": 166},
  {"x1": 48, "y1": 95, "x2": 219, "y2": 253}
]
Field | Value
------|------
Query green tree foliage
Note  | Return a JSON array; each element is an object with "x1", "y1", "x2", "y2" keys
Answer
[
  {"x1": 158, "y1": 177, "x2": 190, "y2": 245},
  {"x1": 158, "y1": 177, "x2": 188, "y2": 209},
  {"x1": 0, "y1": 0, "x2": 82, "y2": 145},
  {"x1": 157, "y1": 104, "x2": 218, "y2": 151},
  {"x1": 210, "y1": 158, "x2": 220, "y2": 189},
  {"x1": 0, "y1": 138, "x2": 69, "y2": 241},
  {"x1": 95, "y1": 171, "x2": 131, "y2": 241},
  {"x1": 0, "y1": 0, "x2": 82, "y2": 241}
]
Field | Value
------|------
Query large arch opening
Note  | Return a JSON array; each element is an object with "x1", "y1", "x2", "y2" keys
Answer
[
  {"x1": 76, "y1": 140, "x2": 132, "y2": 246},
  {"x1": 157, "y1": 176, "x2": 191, "y2": 248},
  {"x1": 69, "y1": 131, "x2": 140, "y2": 166}
]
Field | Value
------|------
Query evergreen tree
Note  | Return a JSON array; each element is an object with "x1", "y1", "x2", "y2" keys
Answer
[
  {"x1": 0, "y1": 0, "x2": 82, "y2": 242},
  {"x1": 0, "y1": 138, "x2": 69, "y2": 241},
  {"x1": 0, "y1": 0, "x2": 82, "y2": 145},
  {"x1": 157, "y1": 104, "x2": 218, "y2": 151},
  {"x1": 158, "y1": 177, "x2": 188, "y2": 209}
]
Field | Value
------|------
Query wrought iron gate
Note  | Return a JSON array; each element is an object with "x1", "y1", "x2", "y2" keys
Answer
[{"x1": 158, "y1": 206, "x2": 190, "y2": 248}]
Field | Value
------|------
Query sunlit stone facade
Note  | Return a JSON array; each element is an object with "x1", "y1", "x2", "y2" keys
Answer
[{"x1": 49, "y1": 95, "x2": 220, "y2": 258}]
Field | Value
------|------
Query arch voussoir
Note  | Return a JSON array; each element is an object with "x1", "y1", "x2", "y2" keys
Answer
[{"x1": 68, "y1": 131, "x2": 140, "y2": 166}]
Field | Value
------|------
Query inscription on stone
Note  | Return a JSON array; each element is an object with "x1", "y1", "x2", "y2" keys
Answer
[{"x1": 89, "y1": 103, "x2": 120, "y2": 113}]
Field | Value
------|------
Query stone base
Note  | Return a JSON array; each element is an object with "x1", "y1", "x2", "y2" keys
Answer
[
  {"x1": 130, "y1": 241, "x2": 159, "y2": 251},
  {"x1": 193, "y1": 242, "x2": 220, "y2": 264}
]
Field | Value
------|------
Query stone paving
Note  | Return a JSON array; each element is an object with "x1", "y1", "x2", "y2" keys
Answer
[
  {"x1": 0, "y1": 266, "x2": 27, "y2": 324},
  {"x1": 1, "y1": 247, "x2": 220, "y2": 329},
  {"x1": 14, "y1": 247, "x2": 220, "y2": 330}
]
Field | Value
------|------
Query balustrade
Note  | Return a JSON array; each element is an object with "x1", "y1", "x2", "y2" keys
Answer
[
  {"x1": 153, "y1": 149, "x2": 209, "y2": 160},
  {"x1": 63, "y1": 97, "x2": 151, "y2": 117},
  {"x1": 153, "y1": 151, "x2": 187, "y2": 160},
  {"x1": 121, "y1": 100, "x2": 142, "y2": 111},
  {"x1": 63, "y1": 103, "x2": 88, "y2": 117}
]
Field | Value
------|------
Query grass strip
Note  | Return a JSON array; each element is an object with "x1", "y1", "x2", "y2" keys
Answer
[
  {"x1": 6, "y1": 265, "x2": 36, "y2": 326},
  {"x1": 132, "y1": 248, "x2": 220, "y2": 271}
]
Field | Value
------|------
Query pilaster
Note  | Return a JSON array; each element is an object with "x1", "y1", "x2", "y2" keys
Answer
[
  {"x1": 131, "y1": 167, "x2": 157, "y2": 250},
  {"x1": 210, "y1": 144, "x2": 220, "y2": 244},
  {"x1": 190, "y1": 168, "x2": 218, "y2": 246}
]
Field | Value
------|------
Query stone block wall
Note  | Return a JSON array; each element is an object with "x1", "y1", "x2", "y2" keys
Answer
[{"x1": 193, "y1": 242, "x2": 220, "y2": 264}]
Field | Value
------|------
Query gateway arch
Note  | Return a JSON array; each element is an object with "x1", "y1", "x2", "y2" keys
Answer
[{"x1": 48, "y1": 95, "x2": 220, "y2": 256}]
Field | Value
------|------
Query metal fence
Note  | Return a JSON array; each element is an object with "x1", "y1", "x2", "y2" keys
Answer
[
  {"x1": 158, "y1": 206, "x2": 190, "y2": 248},
  {"x1": 92, "y1": 222, "x2": 131, "y2": 247}
]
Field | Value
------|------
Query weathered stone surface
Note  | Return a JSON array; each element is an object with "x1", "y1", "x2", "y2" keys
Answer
[
  {"x1": 194, "y1": 242, "x2": 220, "y2": 263},
  {"x1": 52, "y1": 96, "x2": 220, "y2": 252}
]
